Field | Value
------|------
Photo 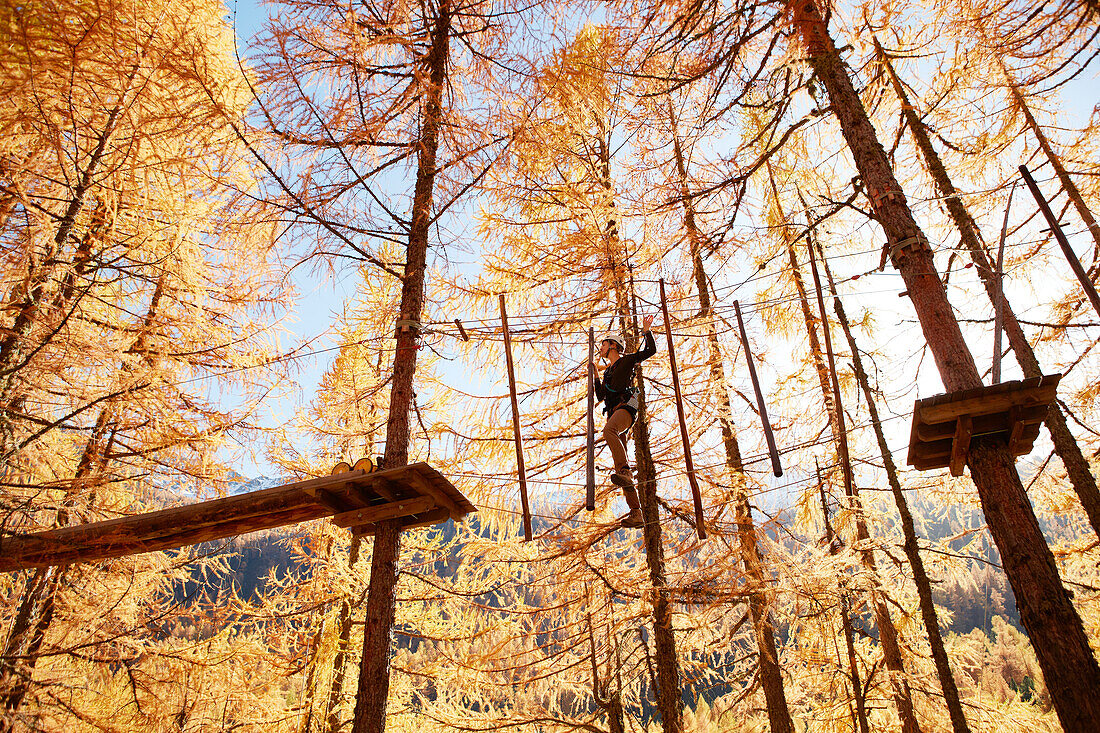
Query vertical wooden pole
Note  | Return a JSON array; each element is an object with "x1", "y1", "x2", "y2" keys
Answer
[
  {"x1": 1020, "y1": 164, "x2": 1100, "y2": 319},
  {"x1": 992, "y1": 185, "x2": 1014, "y2": 384},
  {"x1": 659, "y1": 279, "x2": 706, "y2": 540},
  {"x1": 586, "y1": 327, "x2": 596, "y2": 511},
  {"x1": 733, "y1": 301, "x2": 783, "y2": 477},
  {"x1": 500, "y1": 294, "x2": 532, "y2": 541}
]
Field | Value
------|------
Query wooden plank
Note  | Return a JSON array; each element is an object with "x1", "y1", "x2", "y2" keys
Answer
[
  {"x1": 400, "y1": 507, "x2": 452, "y2": 531},
  {"x1": 2, "y1": 478, "x2": 348, "y2": 559},
  {"x1": 361, "y1": 481, "x2": 396, "y2": 503},
  {"x1": 414, "y1": 463, "x2": 475, "y2": 514},
  {"x1": 0, "y1": 463, "x2": 473, "y2": 572},
  {"x1": 403, "y1": 467, "x2": 460, "y2": 518},
  {"x1": 915, "y1": 405, "x2": 1047, "y2": 441},
  {"x1": 906, "y1": 399, "x2": 923, "y2": 467},
  {"x1": 331, "y1": 496, "x2": 435, "y2": 529},
  {"x1": 918, "y1": 376, "x2": 1059, "y2": 425},
  {"x1": 1006, "y1": 409, "x2": 1045, "y2": 456},
  {"x1": 0, "y1": 504, "x2": 329, "y2": 571},
  {"x1": 351, "y1": 507, "x2": 451, "y2": 535},
  {"x1": 500, "y1": 294, "x2": 533, "y2": 541},
  {"x1": 304, "y1": 487, "x2": 355, "y2": 513},
  {"x1": 913, "y1": 423, "x2": 1043, "y2": 467},
  {"x1": 949, "y1": 415, "x2": 972, "y2": 477}
]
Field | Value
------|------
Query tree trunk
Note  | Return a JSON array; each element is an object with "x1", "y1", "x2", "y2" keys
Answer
[
  {"x1": 817, "y1": 237, "x2": 971, "y2": 733},
  {"x1": 0, "y1": 271, "x2": 159, "y2": 723},
  {"x1": 587, "y1": 611, "x2": 626, "y2": 733},
  {"x1": 670, "y1": 111, "x2": 793, "y2": 733},
  {"x1": 299, "y1": 617, "x2": 328, "y2": 733},
  {"x1": 819, "y1": 478, "x2": 870, "y2": 733},
  {"x1": 628, "y1": 304, "x2": 683, "y2": 733},
  {"x1": 780, "y1": 177, "x2": 920, "y2": 733},
  {"x1": 790, "y1": 3, "x2": 1100, "y2": 728},
  {"x1": 595, "y1": 103, "x2": 683, "y2": 733},
  {"x1": 0, "y1": 103, "x2": 124, "y2": 402},
  {"x1": 351, "y1": 2, "x2": 450, "y2": 731},
  {"x1": 324, "y1": 537, "x2": 361, "y2": 733},
  {"x1": 874, "y1": 38, "x2": 1100, "y2": 539},
  {"x1": 0, "y1": 566, "x2": 59, "y2": 729}
]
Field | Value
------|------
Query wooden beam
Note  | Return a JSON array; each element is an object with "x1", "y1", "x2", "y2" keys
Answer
[
  {"x1": 949, "y1": 415, "x2": 973, "y2": 477},
  {"x1": 352, "y1": 507, "x2": 452, "y2": 535},
  {"x1": 915, "y1": 405, "x2": 1048, "y2": 441},
  {"x1": 733, "y1": 300, "x2": 783, "y2": 477},
  {"x1": 0, "y1": 504, "x2": 329, "y2": 571},
  {"x1": 918, "y1": 375, "x2": 1060, "y2": 425},
  {"x1": 304, "y1": 487, "x2": 355, "y2": 513},
  {"x1": 660, "y1": 279, "x2": 706, "y2": 540},
  {"x1": 332, "y1": 496, "x2": 435, "y2": 529},
  {"x1": 400, "y1": 507, "x2": 452, "y2": 531},
  {"x1": 1008, "y1": 406, "x2": 1028, "y2": 454},
  {"x1": 500, "y1": 294, "x2": 533, "y2": 541},
  {"x1": 402, "y1": 468, "x2": 460, "y2": 518}
]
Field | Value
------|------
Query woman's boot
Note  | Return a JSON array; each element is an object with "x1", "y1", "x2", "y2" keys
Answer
[
  {"x1": 611, "y1": 464, "x2": 634, "y2": 488},
  {"x1": 619, "y1": 485, "x2": 643, "y2": 528}
]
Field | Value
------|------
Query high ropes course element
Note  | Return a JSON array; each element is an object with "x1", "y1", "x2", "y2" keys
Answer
[
  {"x1": 0, "y1": 462, "x2": 475, "y2": 572},
  {"x1": 501, "y1": 277, "x2": 789, "y2": 542},
  {"x1": 3, "y1": 179, "x2": 1078, "y2": 565}
]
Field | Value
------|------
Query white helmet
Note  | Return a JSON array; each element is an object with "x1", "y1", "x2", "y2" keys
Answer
[{"x1": 599, "y1": 333, "x2": 625, "y2": 352}]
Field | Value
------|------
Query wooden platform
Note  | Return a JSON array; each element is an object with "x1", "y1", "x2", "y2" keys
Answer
[
  {"x1": 0, "y1": 463, "x2": 475, "y2": 572},
  {"x1": 907, "y1": 374, "x2": 1061, "y2": 476}
]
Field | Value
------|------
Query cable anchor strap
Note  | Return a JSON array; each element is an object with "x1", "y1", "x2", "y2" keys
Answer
[
  {"x1": 395, "y1": 319, "x2": 422, "y2": 336},
  {"x1": 880, "y1": 232, "x2": 930, "y2": 270},
  {"x1": 867, "y1": 186, "x2": 906, "y2": 208}
]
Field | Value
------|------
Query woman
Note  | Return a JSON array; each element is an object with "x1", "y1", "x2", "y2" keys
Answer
[{"x1": 591, "y1": 314, "x2": 657, "y2": 528}]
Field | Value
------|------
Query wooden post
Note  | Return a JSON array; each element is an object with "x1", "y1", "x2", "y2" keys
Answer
[
  {"x1": 659, "y1": 279, "x2": 706, "y2": 540},
  {"x1": 500, "y1": 294, "x2": 532, "y2": 541},
  {"x1": 586, "y1": 327, "x2": 596, "y2": 511},
  {"x1": 992, "y1": 185, "x2": 1014, "y2": 384},
  {"x1": 1019, "y1": 164, "x2": 1100, "y2": 319},
  {"x1": 733, "y1": 301, "x2": 783, "y2": 477}
]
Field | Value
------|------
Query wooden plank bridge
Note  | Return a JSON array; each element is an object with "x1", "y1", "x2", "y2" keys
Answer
[{"x1": 0, "y1": 462, "x2": 475, "y2": 572}]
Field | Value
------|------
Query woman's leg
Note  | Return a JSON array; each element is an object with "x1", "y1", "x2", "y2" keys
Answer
[
  {"x1": 603, "y1": 409, "x2": 642, "y2": 527},
  {"x1": 602, "y1": 408, "x2": 633, "y2": 471}
]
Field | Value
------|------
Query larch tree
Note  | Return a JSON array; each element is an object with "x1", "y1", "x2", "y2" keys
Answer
[
  {"x1": 868, "y1": 34, "x2": 1100, "y2": 540},
  {"x1": 246, "y1": 0, "x2": 563, "y2": 729},
  {"x1": 784, "y1": 1, "x2": 1100, "y2": 728},
  {"x1": 0, "y1": 0, "x2": 290, "y2": 726}
]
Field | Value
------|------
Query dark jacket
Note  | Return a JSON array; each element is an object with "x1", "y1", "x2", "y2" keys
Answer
[{"x1": 594, "y1": 331, "x2": 657, "y2": 414}]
